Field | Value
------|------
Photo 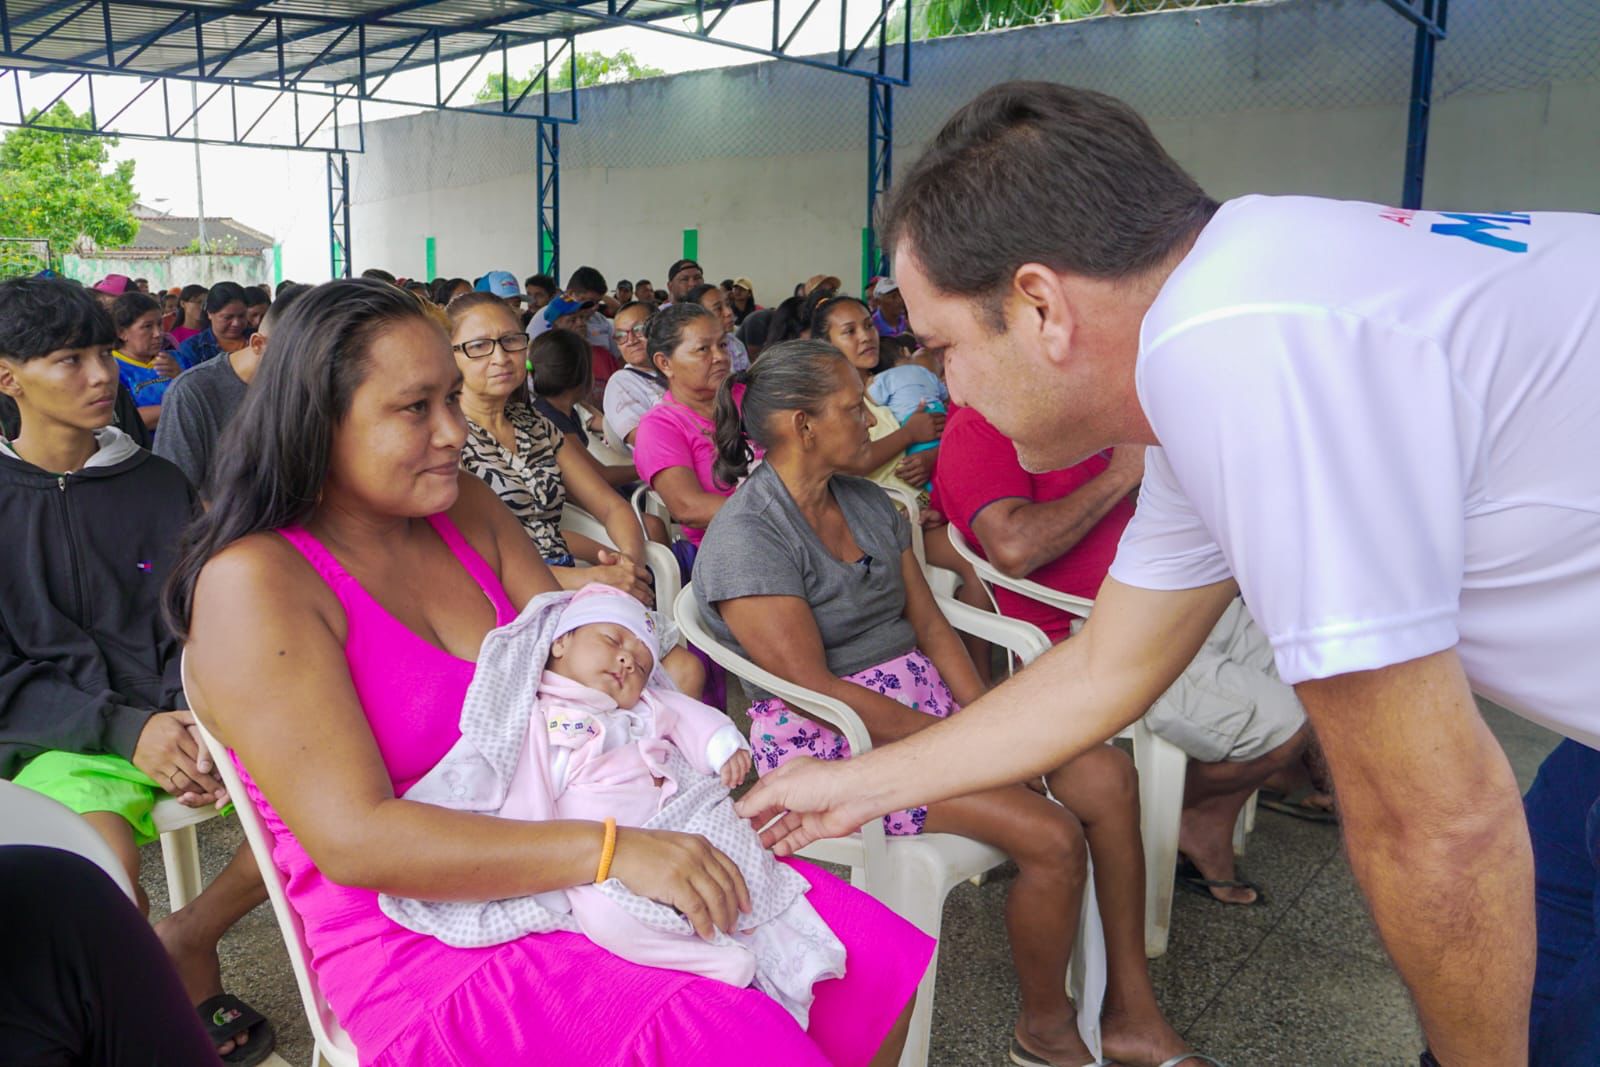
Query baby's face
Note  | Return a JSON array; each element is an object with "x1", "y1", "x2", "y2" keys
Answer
[{"x1": 549, "y1": 622, "x2": 654, "y2": 706}]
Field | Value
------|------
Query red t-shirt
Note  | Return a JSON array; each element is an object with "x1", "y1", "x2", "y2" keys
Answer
[{"x1": 932, "y1": 406, "x2": 1134, "y2": 644}]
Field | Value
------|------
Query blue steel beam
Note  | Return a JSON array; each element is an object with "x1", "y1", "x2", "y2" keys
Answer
[
  {"x1": 1399, "y1": 0, "x2": 1447, "y2": 209},
  {"x1": 536, "y1": 120, "x2": 559, "y2": 281}
]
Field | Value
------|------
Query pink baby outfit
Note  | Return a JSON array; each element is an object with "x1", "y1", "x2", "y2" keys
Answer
[{"x1": 232, "y1": 513, "x2": 932, "y2": 1066}]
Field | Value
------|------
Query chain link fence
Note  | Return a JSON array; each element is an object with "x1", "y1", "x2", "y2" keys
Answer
[
  {"x1": 351, "y1": 0, "x2": 1598, "y2": 207},
  {"x1": 0, "y1": 237, "x2": 51, "y2": 279}
]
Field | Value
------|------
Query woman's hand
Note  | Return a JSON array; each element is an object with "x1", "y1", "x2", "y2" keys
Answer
[
  {"x1": 894, "y1": 449, "x2": 937, "y2": 487},
  {"x1": 609, "y1": 827, "x2": 753, "y2": 938},
  {"x1": 587, "y1": 548, "x2": 654, "y2": 606},
  {"x1": 903, "y1": 402, "x2": 945, "y2": 444},
  {"x1": 152, "y1": 353, "x2": 182, "y2": 379},
  {"x1": 918, "y1": 507, "x2": 946, "y2": 529},
  {"x1": 720, "y1": 749, "x2": 753, "y2": 789}
]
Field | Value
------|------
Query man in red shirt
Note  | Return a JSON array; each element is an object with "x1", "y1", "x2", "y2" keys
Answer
[{"x1": 934, "y1": 405, "x2": 1311, "y2": 903}]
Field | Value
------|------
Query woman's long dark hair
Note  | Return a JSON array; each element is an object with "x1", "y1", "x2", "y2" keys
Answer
[
  {"x1": 162, "y1": 279, "x2": 439, "y2": 639},
  {"x1": 178, "y1": 283, "x2": 207, "y2": 329},
  {"x1": 202, "y1": 281, "x2": 247, "y2": 332},
  {"x1": 711, "y1": 339, "x2": 849, "y2": 488}
]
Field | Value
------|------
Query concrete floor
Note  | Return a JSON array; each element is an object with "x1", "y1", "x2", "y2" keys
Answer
[{"x1": 140, "y1": 700, "x2": 1559, "y2": 1067}]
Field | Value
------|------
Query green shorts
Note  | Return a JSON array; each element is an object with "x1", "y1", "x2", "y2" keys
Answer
[{"x1": 13, "y1": 751, "x2": 164, "y2": 845}]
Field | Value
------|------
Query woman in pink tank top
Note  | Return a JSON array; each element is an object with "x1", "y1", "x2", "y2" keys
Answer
[{"x1": 165, "y1": 280, "x2": 932, "y2": 1066}]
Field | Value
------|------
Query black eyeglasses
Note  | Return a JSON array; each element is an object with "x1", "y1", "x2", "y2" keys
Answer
[{"x1": 452, "y1": 332, "x2": 531, "y2": 359}]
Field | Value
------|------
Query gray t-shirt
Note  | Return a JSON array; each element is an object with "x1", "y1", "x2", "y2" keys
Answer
[
  {"x1": 153, "y1": 354, "x2": 247, "y2": 492},
  {"x1": 694, "y1": 463, "x2": 916, "y2": 697}
]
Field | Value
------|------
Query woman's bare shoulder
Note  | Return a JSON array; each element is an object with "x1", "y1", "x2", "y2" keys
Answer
[{"x1": 191, "y1": 529, "x2": 343, "y2": 637}]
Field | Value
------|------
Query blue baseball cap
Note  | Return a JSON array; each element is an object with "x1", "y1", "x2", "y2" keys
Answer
[
  {"x1": 475, "y1": 270, "x2": 522, "y2": 300},
  {"x1": 542, "y1": 296, "x2": 596, "y2": 323}
]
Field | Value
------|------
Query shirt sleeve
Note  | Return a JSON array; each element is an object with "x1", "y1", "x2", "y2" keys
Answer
[
  {"x1": 694, "y1": 501, "x2": 809, "y2": 605},
  {"x1": 1114, "y1": 306, "x2": 1473, "y2": 685},
  {"x1": 932, "y1": 414, "x2": 1035, "y2": 530},
  {"x1": 632, "y1": 409, "x2": 694, "y2": 487}
]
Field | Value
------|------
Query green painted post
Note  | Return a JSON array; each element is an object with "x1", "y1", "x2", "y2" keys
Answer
[
  {"x1": 424, "y1": 236, "x2": 436, "y2": 281},
  {"x1": 682, "y1": 228, "x2": 698, "y2": 262},
  {"x1": 541, "y1": 231, "x2": 555, "y2": 275},
  {"x1": 861, "y1": 228, "x2": 872, "y2": 297},
  {"x1": 273, "y1": 244, "x2": 283, "y2": 288}
]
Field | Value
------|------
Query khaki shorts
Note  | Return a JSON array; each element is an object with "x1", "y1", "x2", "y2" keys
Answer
[{"x1": 1142, "y1": 598, "x2": 1307, "y2": 764}]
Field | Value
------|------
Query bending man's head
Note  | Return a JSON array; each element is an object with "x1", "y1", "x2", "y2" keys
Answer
[{"x1": 881, "y1": 81, "x2": 1216, "y2": 469}]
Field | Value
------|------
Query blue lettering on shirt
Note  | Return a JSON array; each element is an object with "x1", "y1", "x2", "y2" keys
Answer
[{"x1": 1429, "y1": 212, "x2": 1531, "y2": 253}]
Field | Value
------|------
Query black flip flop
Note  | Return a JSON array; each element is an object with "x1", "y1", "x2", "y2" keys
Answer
[
  {"x1": 196, "y1": 993, "x2": 276, "y2": 1066},
  {"x1": 1176, "y1": 856, "x2": 1266, "y2": 907},
  {"x1": 1258, "y1": 791, "x2": 1339, "y2": 824}
]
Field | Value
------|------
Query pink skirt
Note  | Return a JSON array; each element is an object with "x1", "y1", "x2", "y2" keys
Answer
[
  {"x1": 371, "y1": 858, "x2": 933, "y2": 1067},
  {"x1": 747, "y1": 649, "x2": 959, "y2": 836}
]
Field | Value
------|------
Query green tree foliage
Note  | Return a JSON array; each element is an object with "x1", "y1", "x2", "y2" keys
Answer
[
  {"x1": 894, "y1": 0, "x2": 1246, "y2": 42},
  {"x1": 476, "y1": 48, "x2": 666, "y2": 102},
  {"x1": 0, "y1": 103, "x2": 140, "y2": 268}
]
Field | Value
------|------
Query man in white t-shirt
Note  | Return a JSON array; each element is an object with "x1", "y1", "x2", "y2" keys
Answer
[{"x1": 738, "y1": 82, "x2": 1600, "y2": 1067}]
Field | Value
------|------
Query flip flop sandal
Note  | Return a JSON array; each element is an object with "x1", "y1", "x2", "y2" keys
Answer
[
  {"x1": 1175, "y1": 857, "x2": 1266, "y2": 907},
  {"x1": 196, "y1": 993, "x2": 276, "y2": 1066},
  {"x1": 1258, "y1": 790, "x2": 1339, "y2": 824},
  {"x1": 1156, "y1": 1056, "x2": 1231, "y2": 1067},
  {"x1": 1007, "y1": 1036, "x2": 1112, "y2": 1067}
]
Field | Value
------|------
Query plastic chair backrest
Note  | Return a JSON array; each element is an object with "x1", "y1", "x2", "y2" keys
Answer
[
  {"x1": 181, "y1": 652, "x2": 360, "y2": 1067},
  {"x1": 944, "y1": 521, "x2": 1095, "y2": 622},
  {"x1": 559, "y1": 504, "x2": 682, "y2": 621},
  {"x1": 673, "y1": 584, "x2": 890, "y2": 875},
  {"x1": 0, "y1": 779, "x2": 137, "y2": 902},
  {"x1": 576, "y1": 404, "x2": 634, "y2": 468}
]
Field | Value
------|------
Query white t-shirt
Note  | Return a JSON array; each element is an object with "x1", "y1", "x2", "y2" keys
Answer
[
  {"x1": 603, "y1": 366, "x2": 666, "y2": 448},
  {"x1": 1108, "y1": 195, "x2": 1600, "y2": 748}
]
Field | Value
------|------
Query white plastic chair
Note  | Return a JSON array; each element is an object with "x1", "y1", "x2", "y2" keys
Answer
[
  {"x1": 576, "y1": 404, "x2": 634, "y2": 470},
  {"x1": 675, "y1": 585, "x2": 1106, "y2": 1067},
  {"x1": 560, "y1": 503, "x2": 681, "y2": 615},
  {"x1": 0, "y1": 779, "x2": 138, "y2": 902},
  {"x1": 944, "y1": 522, "x2": 1254, "y2": 958},
  {"x1": 878, "y1": 483, "x2": 962, "y2": 601},
  {"x1": 629, "y1": 483, "x2": 683, "y2": 543},
  {"x1": 182, "y1": 654, "x2": 360, "y2": 1067},
  {"x1": 601, "y1": 412, "x2": 633, "y2": 457},
  {"x1": 152, "y1": 796, "x2": 223, "y2": 911}
]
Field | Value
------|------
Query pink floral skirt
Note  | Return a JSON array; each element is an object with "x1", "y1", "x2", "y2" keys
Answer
[{"x1": 747, "y1": 648, "x2": 959, "y2": 836}]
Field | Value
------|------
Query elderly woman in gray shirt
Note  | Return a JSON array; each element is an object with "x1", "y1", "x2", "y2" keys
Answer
[{"x1": 692, "y1": 341, "x2": 1202, "y2": 1067}]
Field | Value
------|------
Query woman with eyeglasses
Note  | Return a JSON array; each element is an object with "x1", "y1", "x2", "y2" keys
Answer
[
  {"x1": 445, "y1": 293, "x2": 651, "y2": 602},
  {"x1": 604, "y1": 301, "x2": 666, "y2": 449}
]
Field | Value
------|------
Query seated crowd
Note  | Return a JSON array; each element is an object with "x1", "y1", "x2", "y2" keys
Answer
[{"x1": 0, "y1": 256, "x2": 1332, "y2": 1067}]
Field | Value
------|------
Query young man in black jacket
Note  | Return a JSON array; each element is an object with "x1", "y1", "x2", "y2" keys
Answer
[{"x1": 0, "y1": 276, "x2": 273, "y2": 1063}]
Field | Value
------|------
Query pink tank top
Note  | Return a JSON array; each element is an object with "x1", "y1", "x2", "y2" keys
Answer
[{"x1": 232, "y1": 513, "x2": 519, "y2": 1053}]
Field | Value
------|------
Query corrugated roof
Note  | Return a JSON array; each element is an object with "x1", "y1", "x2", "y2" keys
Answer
[
  {"x1": 121, "y1": 208, "x2": 276, "y2": 250},
  {"x1": 2, "y1": 0, "x2": 724, "y2": 85}
]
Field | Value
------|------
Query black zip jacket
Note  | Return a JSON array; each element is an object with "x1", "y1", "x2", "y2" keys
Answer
[{"x1": 0, "y1": 431, "x2": 196, "y2": 778}]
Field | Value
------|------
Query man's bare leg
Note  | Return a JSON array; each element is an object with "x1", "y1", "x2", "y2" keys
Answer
[
  {"x1": 153, "y1": 842, "x2": 268, "y2": 1056},
  {"x1": 1178, "y1": 725, "x2": 1308, "y2": 904}
]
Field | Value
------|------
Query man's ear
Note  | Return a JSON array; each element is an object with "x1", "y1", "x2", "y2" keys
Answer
[
  {"x1": 0, "y1": 358, "x2": 25, "y2": 402},
  {"x1": 1011, "y1": 264, "x2": 1075, "y2": 370},
  {"x1": 250, "y1": 332, "x2": 269, "y2": 356}
]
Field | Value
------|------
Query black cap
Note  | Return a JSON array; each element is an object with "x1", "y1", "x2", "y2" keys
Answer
[{"x1": 667, "y1": 258, "x2": 701, "y2": 283}]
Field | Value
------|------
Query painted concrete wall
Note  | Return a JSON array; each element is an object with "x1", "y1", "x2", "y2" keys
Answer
[
  {"x1": 60, "y1": 251, "x2": 273, "y2": 289},
  {"x1": 326, "y1": 0, "x2": 1598, "y2": 297}
]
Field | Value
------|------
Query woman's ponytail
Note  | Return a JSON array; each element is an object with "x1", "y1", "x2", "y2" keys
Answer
[{"x1": 712, "y1": 368, "x2": 755, "y2": 489}]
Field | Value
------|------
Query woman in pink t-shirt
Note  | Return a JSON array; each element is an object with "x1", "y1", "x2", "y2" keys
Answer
[{"x1": 633, "y1": 303, "x2": 758, "y2": 549}]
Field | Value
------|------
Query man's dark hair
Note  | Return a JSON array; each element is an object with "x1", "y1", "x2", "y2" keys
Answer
[
  {"x1": 275, "y1": 278, "x2": 298, "y2": 295},
  {"x1": 880, "y1": 81, "x2": 1218, "y2": 328},
  {"x1": 565, "y1": 266, "x2": 606, "y2": 296},
  {"x1": 360, "y1": 267, "x2": 397, "y2": 284},
  {"x1": 0, "y1": 276, "x2": 116, "y2": 362},
  {"x1": 259, "y1": 282, "x2": 312, "y2": 334},
  {"x1": 525, "y1": 273, "x2": 558, "y2": 295}
]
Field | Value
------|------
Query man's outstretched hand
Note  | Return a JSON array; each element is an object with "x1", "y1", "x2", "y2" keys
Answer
[{"x1": 733, "y1": 757, "x2": 873, "y2": 855}]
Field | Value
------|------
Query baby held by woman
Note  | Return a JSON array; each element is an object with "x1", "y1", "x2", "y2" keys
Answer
[{"x1": 381, "y1": 585, "x2": 845, "y2": 1025}]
